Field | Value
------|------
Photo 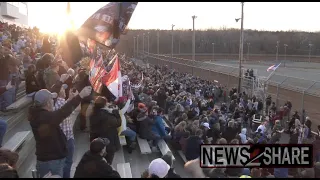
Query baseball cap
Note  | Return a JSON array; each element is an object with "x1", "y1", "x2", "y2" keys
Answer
[
  {"x1": 90, "y1": 138, "x2": 110, "y2": 154},
  {"x1": 203, "y1": 122, "x2": 210, "y2": 129},
  {"x1": 34, "y1": 89, "x2": 57, "y2": 106},
  {"x1": 148, "y1": 158, "x2": 170, "y2": 178}
]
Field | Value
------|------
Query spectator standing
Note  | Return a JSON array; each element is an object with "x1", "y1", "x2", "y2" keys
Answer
[
  {"x1": 28, "y1": 73, "x2": 92, "y2": 178},
  {"x1": 54, "y1": 85, "x2": 76, "y2": 178},
  {"x1": 89, "y1": 96, "x2": 121, "y2": 165}
]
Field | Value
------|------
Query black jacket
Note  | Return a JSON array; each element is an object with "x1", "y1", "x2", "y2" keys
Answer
[
  {"x1": 28, "y1": 80, "x2": 82, "y2": 161},
  {"x1": 74, "y1": 151, "x2": 121, "y2": 178},
  {"x1": 26, "y1": 72, "x2": 41, "y2": 94},
  {"x1": 136, "y1": 113, "x2": 155, "y2": 139},
  {"x1": 185, "y1": 136, "x2": 202, "y2": 161},
  {"x1": 90, "y1": 109, "x2": 122, "y2": 153}
]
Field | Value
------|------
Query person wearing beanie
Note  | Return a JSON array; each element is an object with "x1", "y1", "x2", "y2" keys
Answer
[
  {"x1": 161, "y1": 152, "x2": 181, "y2": 178},
  {"x1": 74, "y1": 138, "x2": 120, "y2": 178}
]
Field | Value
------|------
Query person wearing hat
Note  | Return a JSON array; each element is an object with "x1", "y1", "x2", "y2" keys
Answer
[
  {"x1": 74, "y1": 138, "x2": 121, "y2": 178},
  {"x1": 28, "y1": 74, "x2": 92, "y2": 178},
  {"x1": 147, "y1": 158, "x2": 170, "y2": 178},
  {"x1": 53, "y1": 84, "x2": 75, "y2": 178}
]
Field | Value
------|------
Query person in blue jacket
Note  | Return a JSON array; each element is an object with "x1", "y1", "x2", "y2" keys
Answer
[{"x1": 151, "y1": 108, "x2": 171, "y2": 140}]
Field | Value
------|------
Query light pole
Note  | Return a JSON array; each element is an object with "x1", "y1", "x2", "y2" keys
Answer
[
  {"x1": 142, "y1": 33, "x2": 145, "y2": 56},
  {"x1": 237, "y1": 2, "x2": 244, "y2": 94},
  {"x1": 137, "y1": 35, "x2": 139, "y2": 57},
  {"x1": 192, "y1": 15, "x2": 197, "y2": 62},
  {"x1": 308, "y1": 43, "x2": 313, "y2": 62},
  {"x1": 212, "y1": 42, "x2": 215, "y2": 62},
  {"x1": 178, "y1": 38, "x2": 181, "y2": 54},
  {"x1": 147, "y1": 32, "x2": 150, "y2": 55},
  {"x1": 171, "y1": 24, "x2": 175, "y2": 58},
  {"x1": 157, "y1": 30, "x2": 160, "y2": 54},
  {"x1": 276, "y1": 41, "x2": 279, "y2": 62},
  {"x1": 133, "y1": 36, "x2": 136, "y2": 58},
  {"x1": 247, "y1": 42, "x2": 250, "y2": 61},
  {"x1": 284, "y1": 44, "x2": 288, "y2": 67}
]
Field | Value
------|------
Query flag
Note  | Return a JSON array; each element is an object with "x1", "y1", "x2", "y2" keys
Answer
[
  {"x1": 267, "y1": 63, "x2": 281, "y2": 72},
  {"x1": 102, "y1": 55, "x2": 123, "y2": 99},
  {"x1": 89, "y1": 55, "x2": 106, "y2": 93},
  {"x1": 78, "y1": 2, "x2": 138, "y2": 49}
]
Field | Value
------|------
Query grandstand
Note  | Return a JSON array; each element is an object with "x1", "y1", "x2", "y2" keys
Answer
[{"x1": 0, "y1": 2, "x2": 28, "y2": 27}]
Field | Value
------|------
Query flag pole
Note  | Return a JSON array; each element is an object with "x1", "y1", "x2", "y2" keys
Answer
[{"x1": 263, "y1": 63, "x2": 280, "y2": 116}]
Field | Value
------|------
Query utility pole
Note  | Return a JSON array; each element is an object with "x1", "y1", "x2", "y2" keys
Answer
[
  {"x1": 247, "y1": 42, "x2": 250, "y2": 61},
  {"x1": 179, "y1": 39, "x2": 181, "y2": 54},
  {"x1": 237, "y1": 2, "x2": 244, "y2": 94},
  {"x1": 142, "y1": 33, "x2": 145, "y2": 57},
  {"x1": 192, "y1": 15, "x2": 197, "y2": 62},
  {"x1": 137, "y1": 35, "x2": 139, "y2": 57},
  {"x1": 308, "y1": 43, "x2": 313, "y2": 62},
  {"x1": 284, "y1": 44, "x2": 288, "y2": 67},
  {"x1": 212, "y1": 43, "x2": 215, "y2": 62},
  {"x1": 157, "y1": 30, "x2": 160, "y2": 55},
  {"x1": 276, "y1": 41, "x2": 279, "y2": 62},
  {"x1": 147, "y1": 32, "x2": 150, "y2": 55},
  {"x1": 171, "y1": 24, "x2": 175, "y2": 58},
  {"x1": 133, "y1": 36, "x2": 136, "y2": 58}
]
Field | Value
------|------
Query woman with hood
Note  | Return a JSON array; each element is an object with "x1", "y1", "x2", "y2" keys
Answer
[
  {"x1": 239, "y1": 128, "x2": 248, "y2": 144},
  {"x1": 89, "y1": 96, "x2": 121, "y2": 164}
]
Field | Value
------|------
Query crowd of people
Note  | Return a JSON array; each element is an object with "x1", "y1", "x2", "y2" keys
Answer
[{"x1": 0, "y1": 20, "x2": 319, "y2": 178}]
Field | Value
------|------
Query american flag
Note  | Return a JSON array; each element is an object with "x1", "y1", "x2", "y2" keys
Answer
[{"x1": 89, "y1": 55, "x2": 106, "y2": 93}]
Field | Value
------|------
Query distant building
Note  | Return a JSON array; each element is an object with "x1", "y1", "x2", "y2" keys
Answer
[{"x1": 0, "y1": 2, "x2": 28, "y2": 27}]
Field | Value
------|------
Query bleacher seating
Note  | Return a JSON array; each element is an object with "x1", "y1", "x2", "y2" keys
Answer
[
  {"x1": 6, "y1": 96, "x2": 32, "y2": 111},
  {"x1": 1, "y1": 131, "x2": 34, "y2": 169},
  {"x1": 157, "y1": 139, "x2": 175, "y2": 160},
  {"x1": 178, "y1": 150, "x2": 187, "y2": 163},
  {"x1": 137, "y1": 137, "x2": 152, "y2": 154},
  {"x1": 117, "y1": 163, "x2": 132, "y2": 178}
]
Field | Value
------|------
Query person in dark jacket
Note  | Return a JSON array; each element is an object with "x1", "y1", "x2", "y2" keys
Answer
[
  {"x1": 74, "y1": 68, "x2": 91, "y2": 131},
  {"x1": 74, "y1": 138, "x2": 121, "y2": 178},
  {"x1": 36, "y1": 53, "x2": 54, "y2": 89},
  {"x1": 90, "y1": 96, "x2": 121, "y2": 165},
  {"x1": 136, "y1": 107, "x2": 160, "y2": 151},
  {"x1": 222, "y1": 120, "x2": 238, "y2": 143},
  {"x1": 41, "y1": 35, "x2": 52, "y2": 54},
  {"x1": 25, "y1": 64, "x2": 40, "y2": 95},
  {"x1": 185, "y1": 129, "x2": 203, "y2": 161},
  {"x1": 28, "y1": 74, "x2": 92, "y2": 178},
  {"x1": 161, "y1": 152, "x2": 181, "y2": 178}
]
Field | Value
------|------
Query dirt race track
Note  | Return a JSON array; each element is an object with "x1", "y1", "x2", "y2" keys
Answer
[{"x1": 145, "y1": 53, "x2": 320, "y2": 131}]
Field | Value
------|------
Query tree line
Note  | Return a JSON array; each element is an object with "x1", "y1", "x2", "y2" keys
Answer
[{"x1": 115, "y1": 29, "x2": 320, "y2": 57}]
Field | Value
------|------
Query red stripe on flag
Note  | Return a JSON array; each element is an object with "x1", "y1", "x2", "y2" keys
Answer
[{"x1": 102, "y1": 55, "x2": 120, "y2": 86}]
